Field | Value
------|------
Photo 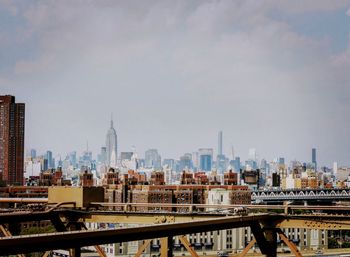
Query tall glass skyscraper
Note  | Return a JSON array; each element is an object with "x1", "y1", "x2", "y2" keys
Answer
[
  {"x1": 312, "y1": 148, "x2": 317, "y2": 171},
  {"x1": 105, "y1": 119, "x2": 118, "y2": 167},
  {"x1": 46, "y1": 150, "x2": 53, "y2": 169},
  {"x1": 216, "y1": 131, "x2": 226, "y2": 173},
  {"x1": 145, "y1": 149, "x2": 161, "y2": 169},
  {"x1": 179, "y1": 153, "x2": 193, "y2": 171},
  {"x1": 218, "y1": 131, "x2": 223, "y2": 156},
  {"x1": 30, "y1": 149, "x2": 36, "y2": 159},
  {"x1": 199, "y1": 148, "x2": 213, "y2": 171},
  {"x1": 200, "y1": 155, "x2": 212, "y2": 171}
]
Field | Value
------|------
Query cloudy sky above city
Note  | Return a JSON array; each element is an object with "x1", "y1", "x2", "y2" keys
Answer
[{"x1": 1, "y1": 0, "x2": 350, "y2": 166}]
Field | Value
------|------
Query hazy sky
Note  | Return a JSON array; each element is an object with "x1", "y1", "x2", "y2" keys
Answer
[{"x1": 1, "y1": 0, "x2": 350, "y2": 166}]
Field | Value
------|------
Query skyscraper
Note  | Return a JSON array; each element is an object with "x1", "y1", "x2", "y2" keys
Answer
[
  {"x1": 230, "y1": 156, "x2": 241, "y2": 173},
  {"x1": 105, "y1": 118, "x2": 118, "y2": 167},
  {"x1": 69, "y1": 151, "x2": 77, "y2": 167},
  {"x1": 199, "y1": 148, "x2": 213, "y2": 171},
  {"x1": 179, "y1": 153, "x2": 193, "y2": 171},
  {"x1": 312, "y1": 148, "x2": 317, "y2": 171},
  {"x1": 0, "y1": 95, "x2": 25, "y2": 185},
  {"x1": 46, "y1": 150, "x2": 53, "y2": 169},
  {"x1": 98, "y1": 147, "x2": 107, "y2": 164},
  {"x1": 30, "y1": 149, "x2": 36, "y2": 159},
  {"x1": 192, "y1": 151, "x2": 199, "y2": 170},
  {"x1": 163, "y1": 159, "x2": 175, "y2": 170},
  {"x1": 218, "y1": 131, "x2": 223, "y2": 156},
  {"x1": 278, "y1": 157, "x2": 285, "y2": 165},
  {"x1": 248, "y1": 148, "x2": 257, "y2": 161},
  {"x1": 145, "y1": 149, "x2": 161, "y2": 169},
  {"x1": 234, "y1": 157, "x2": 241, "y2": 172},
  {"x1": 216, "y1": 131, "x2": 226, "y2": 173},
  {"x1": 120, "y1": 152, "x2": 133, "y2": 160},
  {"x1": 333, "y1": 162, "x2": 338, "y2": 175}
]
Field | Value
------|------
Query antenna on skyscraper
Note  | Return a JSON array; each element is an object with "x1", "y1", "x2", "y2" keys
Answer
[
  {"x1": 231, "y1": 144, "x2": 235, "y2": 160},
  {"x1": 110, "y1": 113, "x2": 114, "y2": 128}
]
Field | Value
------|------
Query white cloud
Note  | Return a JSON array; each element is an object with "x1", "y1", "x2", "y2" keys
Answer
[
  {"x1": 1, "y1": 0, "x2": 350, "y2": 164},
  {"x1": 271, "y1": 0, "x2": 350, "y2": 13},
  {"x1": 0, "y1": 0, "x2": 18, "y2": 16}
]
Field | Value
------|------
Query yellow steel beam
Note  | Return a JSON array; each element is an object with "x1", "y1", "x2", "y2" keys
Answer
[
  {"x1": 42, "y1": 251, "x2": 51, "y2": 257},
  {"x1": 134, "y1": 240, "x2": 152, "y2": 257},
  {"x1": 160, "y1": 237, "x2": 173, "y2": 257},
  {"x1": 91, "y1": 202, "x2": 350, "y2": 212},
  {"x1": 160, "y1": 237, "x2": 167, "y2": 257},
  {"x1": 277, "y1": 229, "x2": 303, "y2": 257},
  {"x1": 94, "y1": 245, "x2": 107, "y2": 257},
  {"x1": 69, "y1": 248, "x2": 81, "y2": 257},
  {"x1": 0, "y1": 225, "x2": 10, "y2": 237},
  {"x1": 277, "y1": 219, "x2": 350, "y2": 230},
  {"x1": 84, "y1": 214, "x2": 220, "y2": 224},
  {"x1": 179, "y1": 236, "x2": 200, "y2": 257},
  {"x1": 238, "y1": 238, "x2": 256, "y2": 257}
]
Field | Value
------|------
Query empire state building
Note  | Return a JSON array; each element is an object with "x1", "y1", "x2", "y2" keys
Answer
[{"x1": 105, "y1": 119, "x2": 118, "y2": 167}]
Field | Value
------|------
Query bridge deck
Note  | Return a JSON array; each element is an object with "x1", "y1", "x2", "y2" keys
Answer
[{"x1": 0, "y1": 214, "x2": 275, "y2": 255}]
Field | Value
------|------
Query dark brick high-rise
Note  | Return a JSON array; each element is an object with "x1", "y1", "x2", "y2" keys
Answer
[{"x1": 0, "y1": 95, "x2": 25, "y2": 185}]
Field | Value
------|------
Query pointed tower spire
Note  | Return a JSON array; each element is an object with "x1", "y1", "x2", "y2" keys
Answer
[
  {"x1": 110, "y1": 113, "x2": 114, "y2": 128},
  {"x1": 106, "y1": 113, "x2": 117, "y2": 167}
]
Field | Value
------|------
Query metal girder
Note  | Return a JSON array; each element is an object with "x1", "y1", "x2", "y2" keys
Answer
[
  {"x1": 250, "y1": 221, "x2": 276, "y2": 256},
  {"x1": 277, "y1": 218, "x2": 350, "y2": 230},
  {"x1": 0, "y1": 215, "x2": 273, "y2": 255},
  {"x1": 93, "y1": 245, "x2": 107, "y2": 257},
  {"x1": 160, "y1": 237, "x2": 173, "y2": 257},
  {"x1": 134, "y1": 240, "x2": 152, "y2": 257},
  {"x1": 0, "y1": 211, "x2": 56, "y2": 223},
  {"x1": 276, "y1": 229, "x2": 303, "y2": 257},
  {"x1": 80, "y1": 223, "x2": 107, "y2": 257},
  {"x1": 238, "y1": 238, "x2": 256, "y2": 257},
  {"x1": 179, "y1": 235, "x2": 200, "y2": 257},
  {"x1": 0, "y1": 209, "x2": 84, "y2": 224},
  {"x1": 84, "y1": 213, "x2": 223, "y2": 224},
  {"x1": 70, "y1": 247, "x2": 81, "y2": 257},
  {"x1": 0, "y1": 197, "x2": 48, "y2": 203},
  {"x1": 50, "y1": 215, "x2": 67, "y2": 232},
  {"x1": 42, "y1": 251, "x2": 51, "y2": 257},
  {"x1": 0, "y1": 224, "x2": 10, "y2": 236},
  {"x1": 0, "y1": 225, "x2": 26, "y2": 257},
  {"x1": 264, "y1": 228, "x2": 277, "y2": 257}
]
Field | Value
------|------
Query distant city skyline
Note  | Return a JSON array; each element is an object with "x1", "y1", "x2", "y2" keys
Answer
[
  {"x1": 1, "y1": 1, "x2": 350, "y2": 166},
  {"x1": 24, "y1": 136, "x2": 330, "y2": 169},
  {"x1": 16, "y1": 109, "x2": 349, "y2": 168}
]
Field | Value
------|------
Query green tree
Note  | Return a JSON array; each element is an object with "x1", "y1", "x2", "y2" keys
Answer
[
  {"x1": 20, "y1": 224, "x2": 56, "y2": 257},
  {"x1": 328, "y1": 238, "x2": 339, "y2": 249}
]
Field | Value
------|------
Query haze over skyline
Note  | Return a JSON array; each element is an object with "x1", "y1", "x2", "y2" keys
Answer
[{"x1": 1, "y1": 1, "x2": 350, "y2": 166}]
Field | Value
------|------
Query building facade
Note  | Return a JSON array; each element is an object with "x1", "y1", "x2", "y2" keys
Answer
[{"x1": 0, "y1": 95, "x2": 25, "y2": 185}]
